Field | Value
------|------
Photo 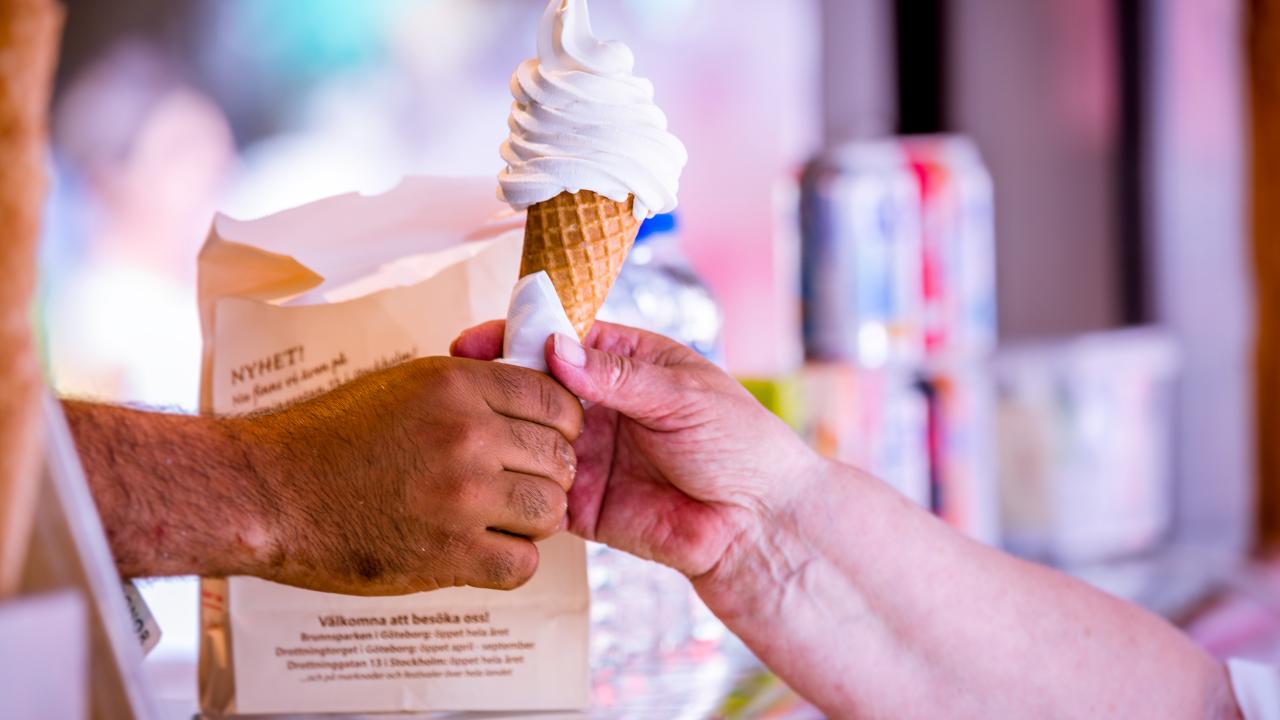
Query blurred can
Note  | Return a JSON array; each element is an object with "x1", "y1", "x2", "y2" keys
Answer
[
  {"x1": 800, "y1": 140, "x2": 923, "y2": 368},
  {"x1": 923, "y1": 365, "x2": 1000, "y2": 545},
  {"x1": 799, "y1": 362, "x2": 931, "y2": 508},
  {"x1": 901, "y1": 135, "x2": 998, "y2": 358}
]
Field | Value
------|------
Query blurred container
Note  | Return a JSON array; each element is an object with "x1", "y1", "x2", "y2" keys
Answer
[
  {"x1": 904, "y1": 137, "x2": 1000, "y2": 541},
  {"x1": 994, "y1": 329, "x2": 1178, "y2": 565},
  {"x1": 799, "y1": 363, "x2": 931, "y2": 508},
  {"x1": 800, "y1": 140, "x2": 923, "y2": 367},
  {"x1": 601, "y1": 213, "x2": 724, "y2": 365},
  {"x1": 924, "y1": 365, "x2": 1000, "y2": 544},
  {"x1": 741, "y1": 374, "x2": 807, "y2": 432},
  {"x1": 586, "y1": 543, "x2": 704, "y2": 670},
  {"x1": 901, "y1": 135, "x2": 998, "y2": 359},
  {"x1": 591, "y1": 215, "x2": 729, "y2": 671},
  {"x1": 799, "y1": 136, "x2": 999, "y2": 541}
]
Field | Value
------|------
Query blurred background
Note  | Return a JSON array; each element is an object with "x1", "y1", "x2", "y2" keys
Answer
[{"x1": 38, "y1": 0, "x2": 1264, "y2": 715}]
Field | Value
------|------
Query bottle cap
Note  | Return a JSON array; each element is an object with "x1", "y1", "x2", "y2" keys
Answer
[{"x1": 635, "y1": 212, "x2": 677, "y2": 244}]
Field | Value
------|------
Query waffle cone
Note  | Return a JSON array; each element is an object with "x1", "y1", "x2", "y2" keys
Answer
[{"x1": 520, "y1": 190, "x2": 641, "y2": 338}]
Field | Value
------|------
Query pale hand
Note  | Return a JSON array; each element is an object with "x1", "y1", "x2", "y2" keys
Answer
[{"x1": 451, "y1": 320, "x2": 824, "y2": 578}]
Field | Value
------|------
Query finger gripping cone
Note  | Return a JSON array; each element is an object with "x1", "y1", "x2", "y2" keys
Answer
[{"x1": 520, "y1": 189, "x2": 641, "y2": 338}]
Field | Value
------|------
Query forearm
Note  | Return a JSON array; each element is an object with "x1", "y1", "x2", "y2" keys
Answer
[
  {"x1": 63, "y1": 401, "x2": 282, "y2": 580},
  {"x1": 697, "y1": 461, "x2": 1238, "y2": 719}
]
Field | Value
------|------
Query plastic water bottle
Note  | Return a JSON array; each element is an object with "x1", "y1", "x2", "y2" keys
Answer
[
  {"x1": 600, "y1": 213, "x2": 724, "y2": 365},
  {"x1": 588, "y1": 213, "x2": 729, "y2": 673}
]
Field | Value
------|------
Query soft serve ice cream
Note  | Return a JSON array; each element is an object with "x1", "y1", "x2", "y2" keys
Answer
[
  {"x1": 499, "y1": 0, "x2": 688, "y2": 221},
  {"x1": 498, "y1": 0, "x2": 689, "y2": 340}
]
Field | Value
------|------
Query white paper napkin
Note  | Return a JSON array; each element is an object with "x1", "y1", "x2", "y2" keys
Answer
[
  {"x1": 501, "y1": 271, "x2": 577, "y2": 373},
  {"x1": 1229, "y1": 658, "x2": 1280, "y2": 720}
]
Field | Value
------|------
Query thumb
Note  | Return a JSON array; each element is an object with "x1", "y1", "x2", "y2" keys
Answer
[{"x1": 546, "y1": 332, "x2": 680, "y2": 422}]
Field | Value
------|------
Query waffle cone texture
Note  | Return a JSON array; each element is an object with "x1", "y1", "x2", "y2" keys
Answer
[{"x1": 520, "y1": 190, "x2": 641, "y2": 338}]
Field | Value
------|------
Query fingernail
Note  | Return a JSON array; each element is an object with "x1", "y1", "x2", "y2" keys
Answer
[{"x1": 553, "y1": 333, "x2": 586, "y2": 368}]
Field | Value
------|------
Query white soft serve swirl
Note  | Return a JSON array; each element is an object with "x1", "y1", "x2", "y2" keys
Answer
[{"x1": 498, "y1": 0, "x2": 688, "y2": 220}]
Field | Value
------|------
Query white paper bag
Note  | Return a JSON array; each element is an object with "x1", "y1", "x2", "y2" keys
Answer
[{"x1": 196, "y1": 177, "x2": 589, "y2": 716}]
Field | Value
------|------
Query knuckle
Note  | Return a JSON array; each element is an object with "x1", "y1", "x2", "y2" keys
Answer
[
  {"x1": 546, "y1": 493, "x2": 570, "y2": 536},
  {"x1": 487, "y1": 363, "x2": 525, "y2": 401},
  {"x1": 538, "y1": 423, "x2": 563, "y2": 457},
  {"x1": 605, "y1": 353, "x2": 632, "y2": 392},
  {"x1": 413, "y1": 357, "x2": 474, "y2": 405},
  {"x1": 448, "y1": 420, "x2": 493, "y2": 460},
  {"x1": 510, "y1": 424, "x2": 576, "y2": 486},
  {"x1": 510, "y1": 545, "x2": 540, "y2": 588},
  {"x1": 484, "y1": 545, "x2": 539, "y2": 590},
  {"x1": 515, "y1": 545, "x2": 540, "y2": 584},
  {"x1": 508, "y1": 478, "x2": 556, "y2": 525},
  {"x1": 412, "y1": 356, "x2": 452, "y2": 384},
  {"x1": 536, "y1": 378, "x2": 567, "y2": 421},
  {"x1": 553, "y1": 432, "x2": 576, "y2": 464},
  {"x1": 507, "y1": 421, "x2": 536, "y2": 453},
  {"x1": 656, "y1": 341, "x2": 702, "y2": 367},
  {"x1": 406, "y1": 356, "x2": 438, "y2": 375}
]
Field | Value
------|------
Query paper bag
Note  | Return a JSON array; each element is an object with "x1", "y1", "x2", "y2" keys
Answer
[{"x1": 196, "y1": 177, "x2": 589, "y2": 716}]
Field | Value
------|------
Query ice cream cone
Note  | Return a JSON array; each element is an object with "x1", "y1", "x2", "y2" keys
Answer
[{"x1": 520, "y1": 189, "x2": 641, "y2": 338}]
